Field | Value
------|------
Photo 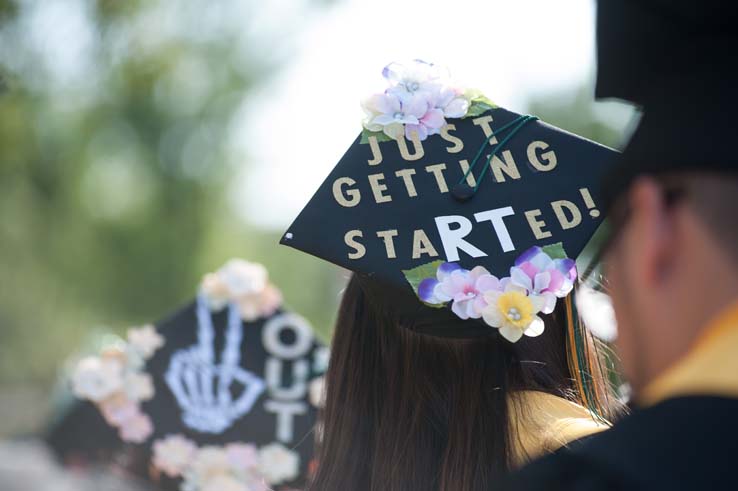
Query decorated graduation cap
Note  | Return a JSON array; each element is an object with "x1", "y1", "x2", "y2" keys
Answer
[
  {"x1": 70, "y1": 259, "x2": 328, "y2": 491},
  {"x1": 281, "y1": 60, "x2": 618, "y2": 344},
  {"x1": 595, "y1": 0, "x2": 738, "y2": 207}
]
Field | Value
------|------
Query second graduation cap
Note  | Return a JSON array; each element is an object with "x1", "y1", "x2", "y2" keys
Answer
[
  {"x1": 282, "y1": 60, "x2": 619, "y2": 341},
  {"x1": 70, "y1": 259, "x2": 328, "y2": 491}
]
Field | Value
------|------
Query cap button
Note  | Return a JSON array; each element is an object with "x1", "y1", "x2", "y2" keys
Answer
[{"x1": 451, "y1": 182, "x2": 475, "y2": 202}]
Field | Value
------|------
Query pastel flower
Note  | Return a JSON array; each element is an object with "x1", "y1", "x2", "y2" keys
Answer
[
  {"x1": 309, "y1": 376, "x2": 325, "y2": 408},
  {"x1": 72, "y1": 356, "x2": 124, "y2": 402},
  {"x1": 258, "y1": 443, "x2": 300, "y2": 485},
  {"x1": 225, "y1": 443, "x2": 259, "y2": 471},
  {"x1": 481, "y1": 281, "x2": 547, "y2": 343},
  {"x1": 127, "y1": 324, "x2": 164, "y2": 360},
  {"x1": 418, "y1": 263, "x2": 501, "y2": 320},
  {"x1": 123, "y1": 372, "x2": 155, "y2": 401},
  {"x1": 193, "y1": 446, "x2": 231, "y2": 481},
  {"x1": 201, "y1": 474, "x2": 250, "y2": 491},
  {"x1": 152, "y1": 434, "x2": 197, "y2": 478},
  {"x1": 383, "y1": 60, "x2": 448, "y2": 98},
  {"x1": 238, "y1": 283, "x2": 282, "y2": 321},
  {"x1": 201, "y1": 259, "x2": 270, "y2": 311},
  {"x1": 404, "y1": 106, "x2": 446, "y2": 141},
  {"x1": 118, "y1": 411, "x2": 153, "y2": 443},
  {"x1": 510, "y1": 246, "x2": 578, "y2": 313},
  {"x1": 431, "y1": 86, "x2": 470, "y2": 119},
  {"x1": 99, "y1": 393, "x2": 139, "y2": 426},
  {"x1": 365, "y1": 92, "x2": 429, "y2": 140},
  {"x1": 200, "y1": 272, "x2": 231, "y2": 311}
]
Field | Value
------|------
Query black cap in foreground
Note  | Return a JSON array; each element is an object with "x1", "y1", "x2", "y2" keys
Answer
[
  {"x1": 281, "y1": 61, "x2": 619, "y2": 340},
  {"x1": 595, "y1": 0, "x2": 738, "y2": 207}
]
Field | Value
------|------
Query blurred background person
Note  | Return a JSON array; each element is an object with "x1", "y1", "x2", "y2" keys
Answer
[{"x1": 505, "y1": 0, "x2": 738, "y2": 489}]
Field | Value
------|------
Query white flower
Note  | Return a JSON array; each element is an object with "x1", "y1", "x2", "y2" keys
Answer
[
  {"x1": 362, "y1": 92, "x2": 429, "y2": 140},
  {"x1": 200, "y1": 272, "x2": 231, "y2": 311},
  {"x1": 123, "y1": 372, "x2": 155, "y2": 401},
  {"x1": 71, "y1": 356, "x2": 124, "y2": 402},
  {"x1": 127, "y1": 324, "x2": 164, "y2": 360},
  {"x1": 431, "y1": 86, "x2": 469, "y2": 118},
  {"x1": 309, "y1": 376, "x2": 325, "y2": 408},
  {"x1": 192, "y1": 446, "x2": 231, "y2": 481},
  {"x1": 201, "y1": 474, "x2": 249, "y2": 491},
  {"x1": 258, "y1": 443, "x2": 300, "y2": 485},
  {"x1": 383, "y1": 60, "x2": 448, "y2": 98},
  {"x1": 235, "y1": 283, "x2": 282, "y2": 322},
  {"x1": 200, "y1": 259, "x2": 282, "y2": 320},
  {"x1": 218, "y1": 259, "x2": 268, "y2": 297},
  {"x1": 118, "y1": 411, "x2": 153, "y2": 443},
  {"x1": 153, "y1": 434, "x2": 197, "y2": 478}
]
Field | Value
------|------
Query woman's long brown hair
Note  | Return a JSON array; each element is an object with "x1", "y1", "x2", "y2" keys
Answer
[{"x1": 308, "y1": 274, "x2": 619, "y2": 491}]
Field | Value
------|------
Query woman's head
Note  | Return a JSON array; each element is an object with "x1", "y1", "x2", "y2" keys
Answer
[{"x1": 309, "y1": 274, "x2": 617, "y2": 491}]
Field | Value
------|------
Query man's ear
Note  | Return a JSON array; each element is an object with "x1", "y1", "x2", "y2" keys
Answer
[{"x1": 627, "y1": 177, "x2": 675, "y2": 288}]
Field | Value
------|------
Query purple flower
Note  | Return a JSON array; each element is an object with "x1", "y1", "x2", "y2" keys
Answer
[
  {"x1": 509, "y1": 246, "x2": 578, "y2": 314},
  {"x1": 418, "y1": 263, "x2": 502, "y2": 320},
  {"x1": 363, "y1": 92, "x2": 429, "y2": 140},
  {"x1": 404, "y1": 106, "x2": 445, "y2": 140},
  {"x1": 431, "y1": 86, "x2": 470, "y2": 119},
  {"x1": 382, "y1": 60, "x2": 447, "y2": 97}
]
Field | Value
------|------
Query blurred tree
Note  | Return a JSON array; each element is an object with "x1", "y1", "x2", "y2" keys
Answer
[{"x1": 0, "y1": 0, "x2": 339, "y2": 401}]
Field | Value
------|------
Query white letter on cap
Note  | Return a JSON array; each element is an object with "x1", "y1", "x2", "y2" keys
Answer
[
  {"x1": 474, "y1": 207, "x2": 516, "y2": 252},
  {"x1": 262, "y1": 313, "x2": 314, "y2": 360},
  {"x1": 434, "y1": 215, "x2": 487, "y2": 262},
  {"x1": 264, "y1": 400, "x2": 307, "y2": 443}
]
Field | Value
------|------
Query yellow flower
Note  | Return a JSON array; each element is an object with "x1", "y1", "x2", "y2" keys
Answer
[
  {"x1": 496, "y1": 291, "x2": 535, "y2": 329},
  {"x1": 482, "y1": 284, "x2": 546, "y2": 343}
]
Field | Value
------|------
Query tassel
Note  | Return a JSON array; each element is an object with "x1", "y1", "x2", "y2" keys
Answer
[{"x1": 565, "y1": 292, "x2": 609, "y2": 424}]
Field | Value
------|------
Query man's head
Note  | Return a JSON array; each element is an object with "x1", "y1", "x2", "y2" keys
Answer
[{"x1": 604, "y1": 173, "x2": 738, "y2": 394}]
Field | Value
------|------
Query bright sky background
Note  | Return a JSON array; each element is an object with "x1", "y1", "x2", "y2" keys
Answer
[{"x1": 232, "y1": 0, "x2": 634, "y2": 228}]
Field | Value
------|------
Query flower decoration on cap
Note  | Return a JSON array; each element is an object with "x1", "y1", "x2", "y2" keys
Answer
[
  {"x1": 361, "y1": 59, "x2": 496, "y2": 142},
  {"x1": 71, "y1": 324, "x2": 164, "y2": 442},
  {"x1": 404, "y1": 243, "x2": 577, "y2": 343},
  {"x1": 199, "y1": 259, "x2": 283, "y2": 322},
  {"x1": 152, "y1": 435, "x2": 299, "y2": 491}
]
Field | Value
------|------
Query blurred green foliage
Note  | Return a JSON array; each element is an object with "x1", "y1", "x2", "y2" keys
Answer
[{"x1": 0, "y1": 0, "x2": 340, "y2": 394}]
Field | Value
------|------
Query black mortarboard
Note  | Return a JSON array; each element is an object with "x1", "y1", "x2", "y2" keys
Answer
[
  {"x1": 70, "y1": 259, "x2": 327, "y2": 490},
  {"x1": 595, "y1": 0, "x2": 738, "y2": 207},
  {"x1": 281, "y1": 61, "x2": 619, "y2": 340}
]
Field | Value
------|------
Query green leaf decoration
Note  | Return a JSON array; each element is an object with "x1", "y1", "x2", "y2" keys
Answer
[
  {"x1": 463, "y1": 95, "x2": 497, "y2": 118},
  {"x1": 402, "y1": 260, "x2": 445, "y2": 308},
  {"x1": 360, "y1": 128, "x2": 393, "y2": 144},
  {"x1": 542, "y1": 242, "x2": 568, "y2": 260}
]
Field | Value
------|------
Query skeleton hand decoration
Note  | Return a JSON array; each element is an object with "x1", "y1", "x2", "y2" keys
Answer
[{"x1": 165, "y1": 296, "x2": 266, "y2": 433}]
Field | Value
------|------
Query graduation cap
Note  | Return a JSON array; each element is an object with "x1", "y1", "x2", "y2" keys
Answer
[
  {"x1": 595, "y1": 0, "x2": 738, "y2": 207},
  {"x1": 70, "y1": 259, "x2": 328, "y2": 491},
  {"x1": 281, "y1": 60, "x2": 619, "y2": 341}
]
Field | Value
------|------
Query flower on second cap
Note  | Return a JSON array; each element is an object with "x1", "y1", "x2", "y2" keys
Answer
[
  {"x1": 118, "y1": 411, "x2": 153, "y2": 443},
  {"x1": 225, "y1": 443, "x2": 259, "y2": 471},
  {"x1": 71, "y1": 356, "x2": 124, "y2": 402},
  {"x1": 127, "y1": 324, "x2": 164, "y2": 360},
  {"x1": 258, "y1": 443, "x2": 300, "y2": 485},
  {"x1": 153, "y1": 434, "x2": 198, "y2": 478}
]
